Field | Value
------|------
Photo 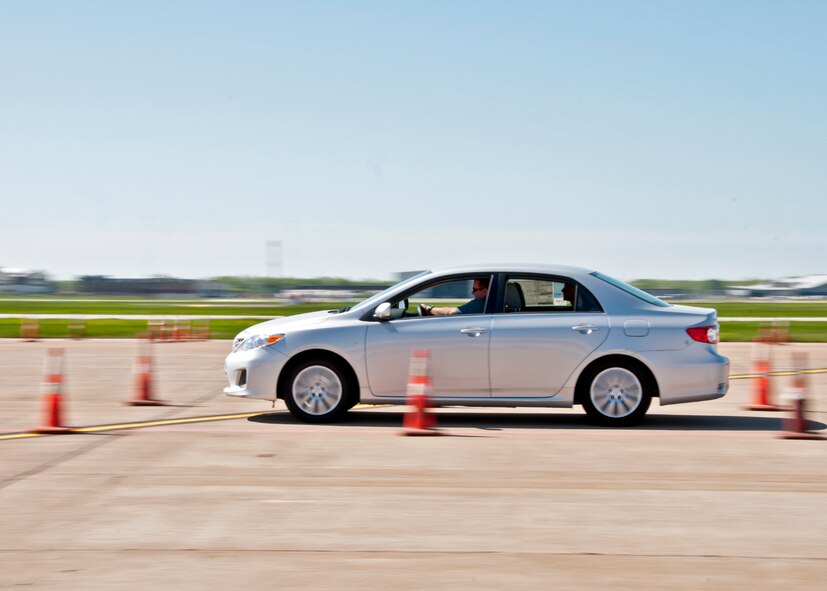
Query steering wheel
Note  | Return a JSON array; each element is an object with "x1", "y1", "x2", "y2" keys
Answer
[{"x1": 418, "y1": 303, "x2": 429, "y2": 316}]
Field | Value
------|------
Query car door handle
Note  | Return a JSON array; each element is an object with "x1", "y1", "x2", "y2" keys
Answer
[
  {"x1": 460, "y1": 328, "x2": 488, "y2": 337},
  {"x1": 572, "y1": 324, "x2": 600, "y2": 335}
]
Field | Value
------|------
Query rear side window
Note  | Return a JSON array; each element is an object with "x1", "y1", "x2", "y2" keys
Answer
[
  {"x1": 575, "y1": 285, "x2": 603, "y2": 312},
  {"x1": 592, "y1": 272, "x2": 671, "y2": 308},
  {"x1": 502, "y1": 277, "x2": 603, "y2": 313}
]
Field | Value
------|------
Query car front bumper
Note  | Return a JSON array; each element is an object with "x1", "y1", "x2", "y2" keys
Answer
[{"x1": 223, "y1": 346, "x2": 290, "y2": 401}]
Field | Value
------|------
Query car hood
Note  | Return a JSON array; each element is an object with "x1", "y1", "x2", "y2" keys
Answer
[{"x1": 234, "y1": 310, "x2": 335, "y2": 339}]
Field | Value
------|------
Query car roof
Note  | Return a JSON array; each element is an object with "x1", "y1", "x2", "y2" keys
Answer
[{"x1": 428, "y1": 263, "x2": 596, "y2": 277}]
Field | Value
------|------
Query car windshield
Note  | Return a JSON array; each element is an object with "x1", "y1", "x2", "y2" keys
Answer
[
  {"x1": 351, "y1": 270, "x2": 431, "y2": 312},
  {"x1": 591, "y1": 271, "x2": 671, "y2": 308}
]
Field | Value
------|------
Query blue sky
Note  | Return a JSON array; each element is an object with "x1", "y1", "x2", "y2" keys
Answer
[{"x1": 1, "y1": 1, "x2": 824, "y2": 281}]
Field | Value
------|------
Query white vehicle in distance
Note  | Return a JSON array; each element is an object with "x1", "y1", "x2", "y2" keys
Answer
[{"x1": 224, "y1": 264, "x2": 729, "y2": 426}]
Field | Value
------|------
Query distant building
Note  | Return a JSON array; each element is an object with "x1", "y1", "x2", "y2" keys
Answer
[
  {"x1": 0, "y1": 267, "x2": 55, "y2": 294},
  {"x1": 77, "y1": 276, "x2": 231, "y2": 297},
  {"x1": 726, "y1": 275, "x2": 827, "y2": 298}
]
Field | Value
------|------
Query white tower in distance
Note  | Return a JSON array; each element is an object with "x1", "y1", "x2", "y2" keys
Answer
[{"x1": 266, "y1": 241, "x2": 283, "y2": 277}]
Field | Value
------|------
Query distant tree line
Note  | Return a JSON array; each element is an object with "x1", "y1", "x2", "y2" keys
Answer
[
  {"x1": 210, "y1": 276, "x2": 391, "y2": 297},
  {"x1": 42, "y1": 275, "x2": 767, "y2": 298},
  {"x1": 52, "y1": 276, "x2": 391, "y2": 297}
]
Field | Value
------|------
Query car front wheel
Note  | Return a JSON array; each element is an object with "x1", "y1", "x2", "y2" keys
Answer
[
  {"x1": 581, "y1": 361, "x2": 652, "y2": 426},
  {"x1": 283, "y1": 359, "x2": 353, "y2": 423}
]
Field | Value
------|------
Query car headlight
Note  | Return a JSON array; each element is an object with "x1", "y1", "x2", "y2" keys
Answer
[{"x1": 235, "y1": 333, "x2": 285, "y2": 352}]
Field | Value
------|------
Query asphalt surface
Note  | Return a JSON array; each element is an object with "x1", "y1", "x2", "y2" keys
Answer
[{"x1": 1, "y1": 339, "x2": 826, "y2": 590}]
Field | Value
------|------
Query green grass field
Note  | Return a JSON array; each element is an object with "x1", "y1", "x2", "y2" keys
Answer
[
  {"x1": 1, "y1": 298, "x2": 825, "y2": 341},
  {"x1": 675, "y1": 300, "x2": 827, "y2": 318}
]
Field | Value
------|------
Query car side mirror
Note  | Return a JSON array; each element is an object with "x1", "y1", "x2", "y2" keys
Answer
[{"x1": 373, "y1": 302, "x2": 392, "y2": 320}]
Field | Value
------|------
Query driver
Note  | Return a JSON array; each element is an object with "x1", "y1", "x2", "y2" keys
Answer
[{"x1": 419, "y1": 278, "x2": 490, "y2": 316}]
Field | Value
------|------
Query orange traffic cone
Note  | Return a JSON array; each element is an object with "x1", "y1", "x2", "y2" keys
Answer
[
  {"x1": 170, "y1": 320, "x2": 191, "y2": 342},
  {"x1": 147, "y1": 319, "x2": 166, "y2": 342},
  {"x1": 32, "y1": 348, "x2": 74, "y2": 434},
  {"x1": 127, "y1": 340, "x2": 166, "y2": 406},
  {"x1": 779, "y1": 353, "x2": 824, "y2": 440},
  {"x1": 21, "y1": 319, "x2": 39, "y2": 342},
  {"x1": 744, "y1": 339, "x2": 784, "y2": 411},
  {"x1": 401, "y1": 349, "x2": 440, "y2": 436},
  {"x1": 155, "y1": 320, "x2": 173, "y2": 342}
]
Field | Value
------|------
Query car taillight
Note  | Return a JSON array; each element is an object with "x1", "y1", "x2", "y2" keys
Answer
[{"x1": 687, "y1": 325, "x2": 719, "y2": 344}]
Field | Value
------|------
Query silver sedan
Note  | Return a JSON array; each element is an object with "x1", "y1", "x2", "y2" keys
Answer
[{"x1": 224, "y1": 264, "x2": 729, "y2": 426}]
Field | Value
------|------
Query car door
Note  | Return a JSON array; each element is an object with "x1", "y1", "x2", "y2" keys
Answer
[
  {"x1": 489, "y1": 276, "x2": 609, "y2": 397},
  {"x1": 365, "y1": 315, "x2": 493, "y2": 398}
]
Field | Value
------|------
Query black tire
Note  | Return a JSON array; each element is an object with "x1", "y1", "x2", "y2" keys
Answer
[
  {"x1": 282, "y1": 358, "x2": 354, "y2": 423},
  {"x1": 579, "y1": 360, "x2": 652, "y2": 427}
]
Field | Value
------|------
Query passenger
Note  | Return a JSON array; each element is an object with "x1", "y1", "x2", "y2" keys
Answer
[{"x1": 419, "y1": 278, "x2": 489, "y2": 316}]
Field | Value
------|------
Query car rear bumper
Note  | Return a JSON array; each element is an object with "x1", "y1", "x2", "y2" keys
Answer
[{"x1": 642, "y1": 347, "x2": 730, "y2": 405}]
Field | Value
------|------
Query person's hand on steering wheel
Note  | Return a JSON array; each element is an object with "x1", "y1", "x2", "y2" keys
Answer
[{"x1": 418, "y1": 304, "x2": 433, "y2": 316}]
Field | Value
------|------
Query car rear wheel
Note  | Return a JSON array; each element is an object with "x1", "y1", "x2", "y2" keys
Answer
[
  {"x1": 581, "y1": 361, "x2": 651, "y2": 426},
  {"x1": 283, "y1": 359, "x2": 353, "y2": 423}
]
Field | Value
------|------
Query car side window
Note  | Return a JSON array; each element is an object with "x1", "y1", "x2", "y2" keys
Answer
[
  {"x1": 393, "y1": 276, "x2": 493, "y2": 317},
  {"x1": 502, "y1": 277, "x2": 602, "y2": 313},
  {"x1": 575, "y1": 285, "x2": 603, "y2": 313}
]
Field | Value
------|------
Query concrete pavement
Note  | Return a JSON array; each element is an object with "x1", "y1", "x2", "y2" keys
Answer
[{"x1": 1, "y1": 340, "x2": 826, "y2": 589}]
